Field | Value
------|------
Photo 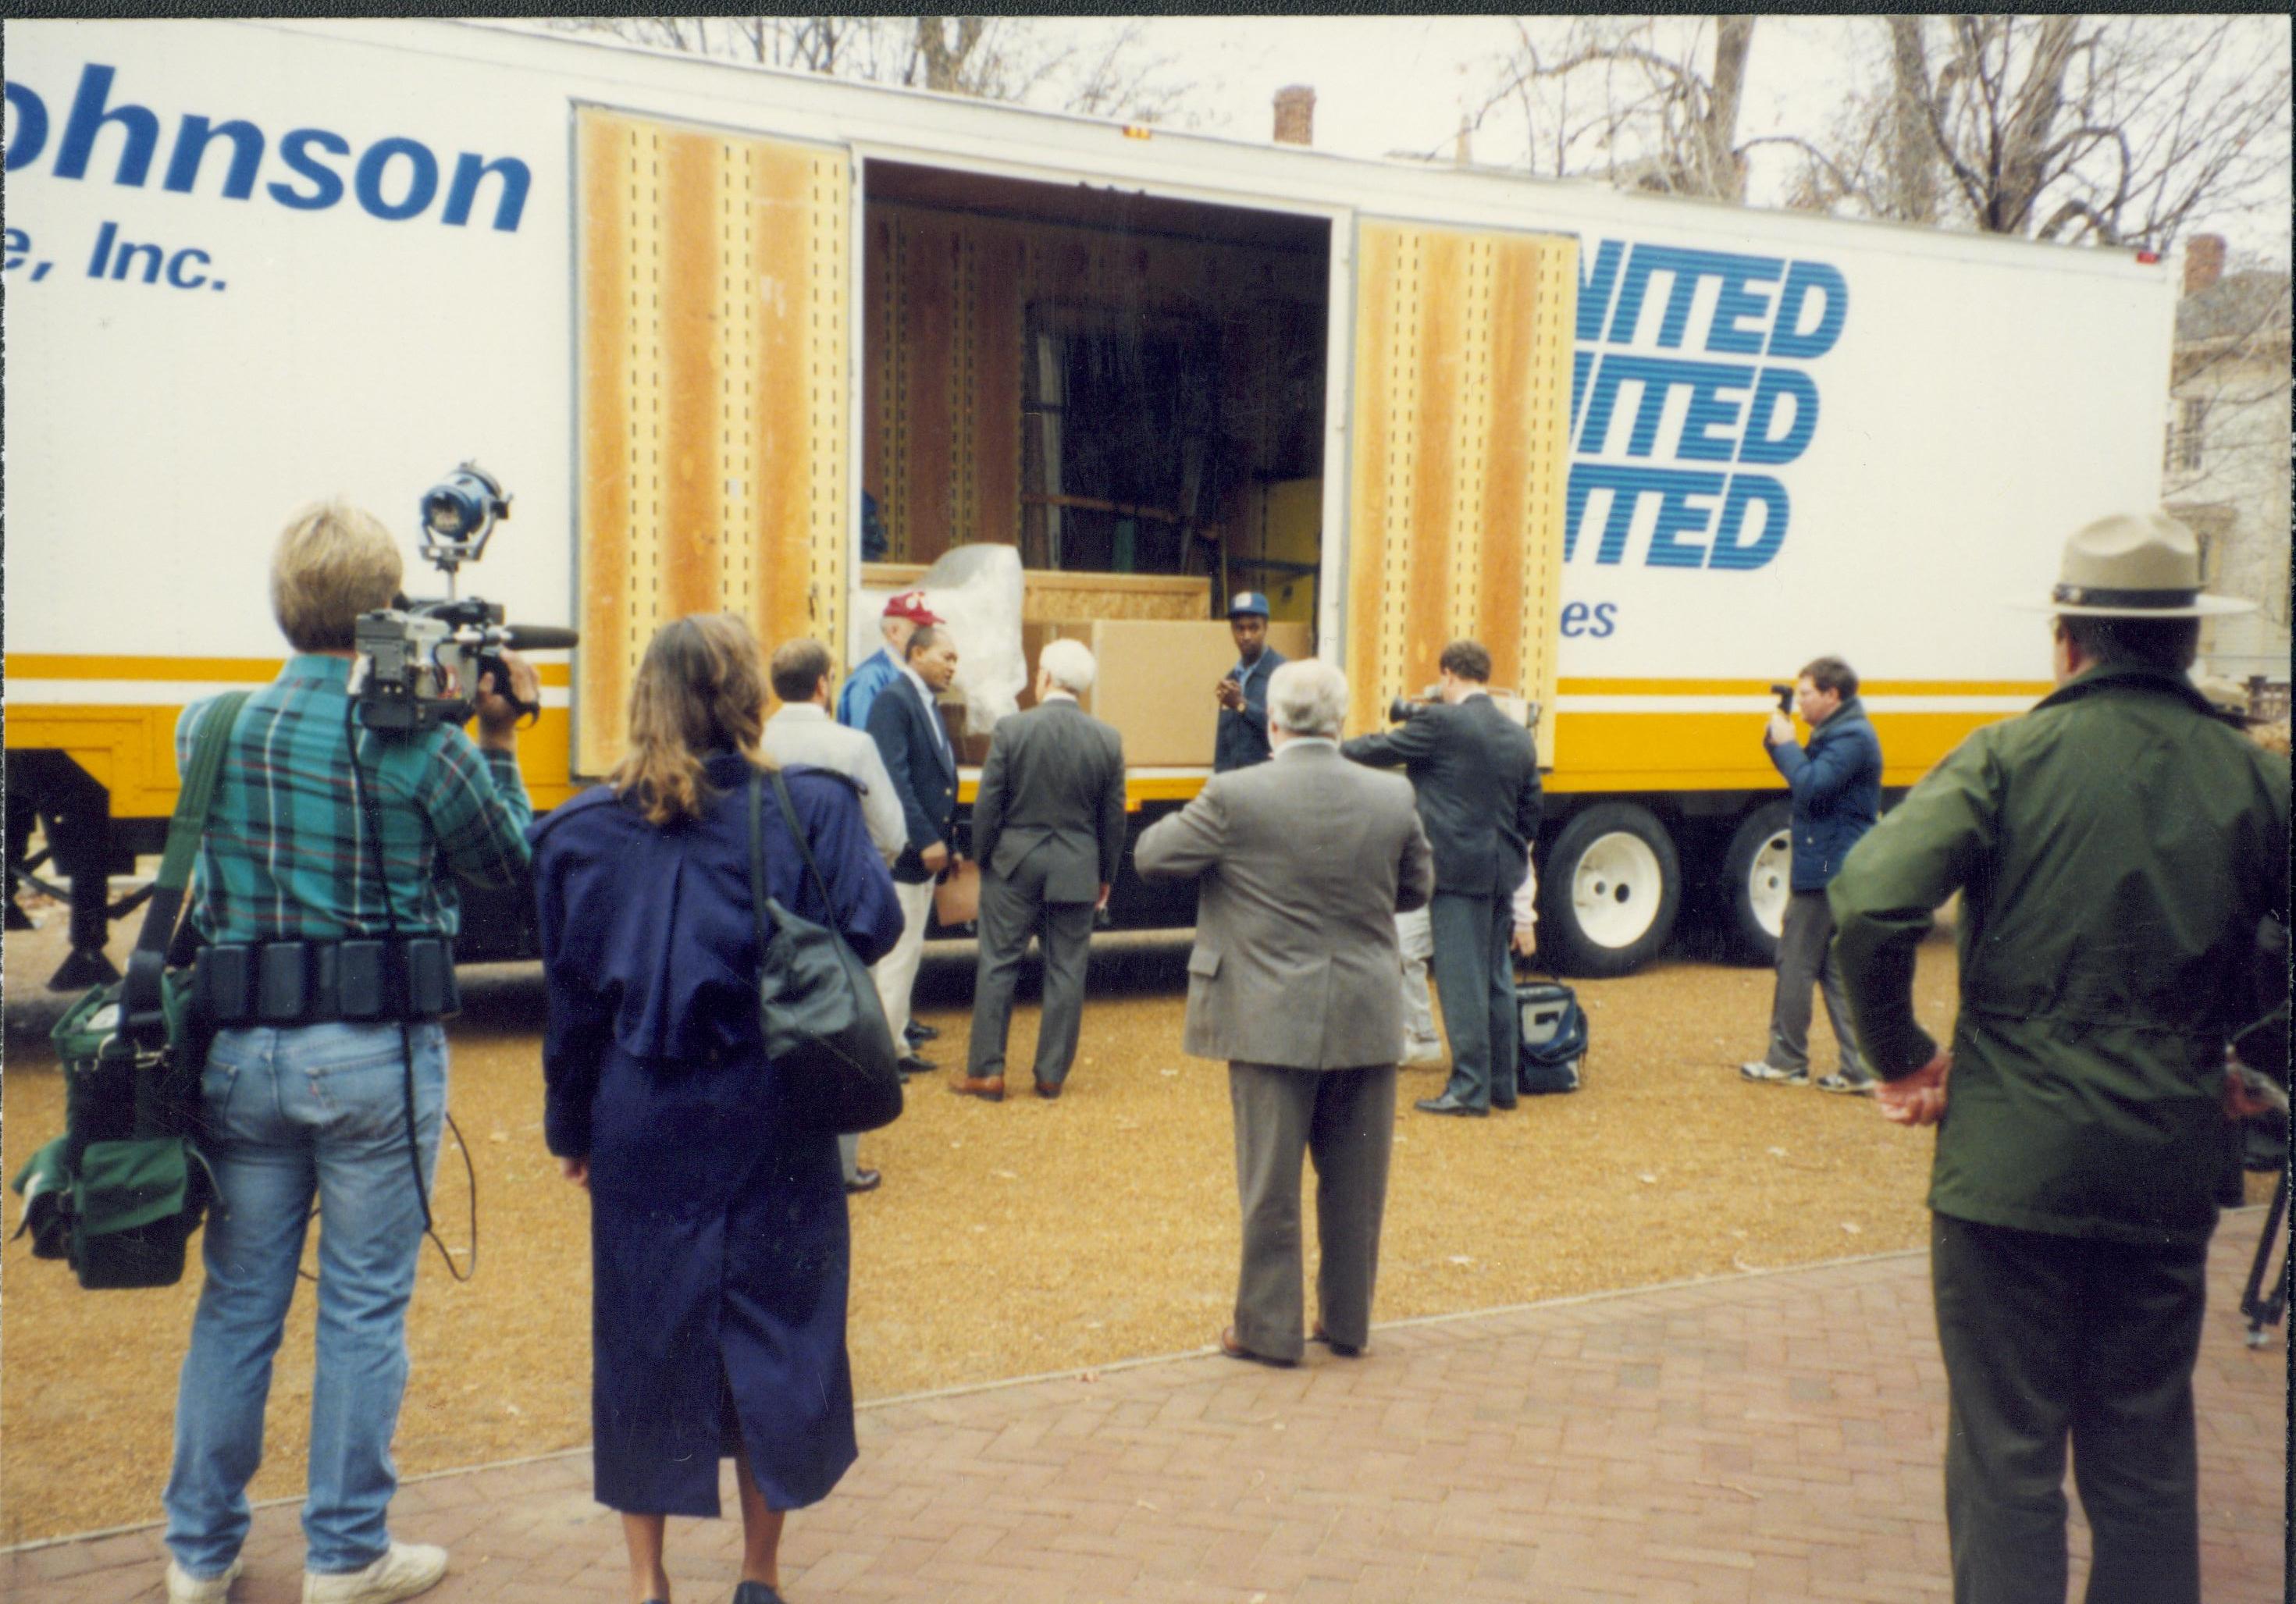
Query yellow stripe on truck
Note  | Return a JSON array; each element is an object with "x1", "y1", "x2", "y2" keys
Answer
[
  {"x1": 8, "y1": 655, "x2": 575, "y2": 687},
  {"x1": 8, "y1": 667, "x2": 2037, "y2": 821},
  {"x1": 1547, "y1": 708, "x2": 2026, "y2": 793},
  {"x1": 5, "y1": 700, "x2": 586, "y2": 818}
]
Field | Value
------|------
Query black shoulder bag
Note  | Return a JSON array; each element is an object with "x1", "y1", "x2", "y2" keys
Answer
[
  {"x1": 12, "y1": 690, "x2": 249, "y2": 1288},
  {"x1": 748, "y1": 769, "x2": 905, "y2": 1135}
]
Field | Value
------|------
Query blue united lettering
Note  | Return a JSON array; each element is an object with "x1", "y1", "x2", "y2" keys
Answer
[
  {"x1": 1568, "y1": 238, "x2": 1848, "y2": 571},
  {"x1": 4, "y1": 62, "x2": 529, "y2": 232}
]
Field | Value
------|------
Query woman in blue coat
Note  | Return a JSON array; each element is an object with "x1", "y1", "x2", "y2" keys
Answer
[{"x1": 530, "y1": 614, "x2": 903, "y2": 1604}]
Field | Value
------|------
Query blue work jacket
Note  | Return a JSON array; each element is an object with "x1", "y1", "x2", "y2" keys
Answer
[{"x1": 1767, "y1": 695, "x2": 1881, "y2": 891}]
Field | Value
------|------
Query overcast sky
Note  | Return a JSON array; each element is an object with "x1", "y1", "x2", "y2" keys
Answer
[{"x1": 1062, "y1": 15, "x2": 2291, "y2": 261}]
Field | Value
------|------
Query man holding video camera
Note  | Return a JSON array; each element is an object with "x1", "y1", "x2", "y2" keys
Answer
[
  {"x1": 162, "y1": 501, "x2": 536, "y2": 1604},
  {"x1": 1342, "y1": 639, "x2": 1542, "y2": 1117}
]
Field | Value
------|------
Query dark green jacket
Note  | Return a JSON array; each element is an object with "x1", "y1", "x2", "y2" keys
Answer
[{"x1": 1830, "y1": 663, "x2": 2290, "y2": 1247}]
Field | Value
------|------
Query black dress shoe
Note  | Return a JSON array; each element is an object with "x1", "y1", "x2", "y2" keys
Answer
[
  {"x1": 844, "y1": 1168, "x2": 882, "y2": 1194},
  {"x1": 906, "y1": 1020, "x2": 940, "y2": 1044},
  {"x1": 1414, "y1": 1094, "x2": 1488, "y2": 1117},
  {"x1": 897, "y1": 1054, "x2": 937, "y2": 1079},
  {"x1": 1490, "y1": 1094, "x2": 1519, "y2": 1111}
]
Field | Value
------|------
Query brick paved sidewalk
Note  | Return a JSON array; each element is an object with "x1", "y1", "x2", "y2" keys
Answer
[{"x1": 10, "y1": 1209, "x2": 2284, "y2": 1604}]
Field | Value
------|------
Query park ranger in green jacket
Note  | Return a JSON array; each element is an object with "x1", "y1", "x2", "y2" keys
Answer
[{"x1": 1830, "y1": 510, "x2": 2289, "y2": 1604}]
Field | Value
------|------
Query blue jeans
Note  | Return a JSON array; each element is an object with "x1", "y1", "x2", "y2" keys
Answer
[{"x1": 163, "y1": 1022, "x2": 445, "y2": 1578}]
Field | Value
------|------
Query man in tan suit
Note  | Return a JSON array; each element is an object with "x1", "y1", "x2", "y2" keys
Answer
[{"x1": 1136, "y1": 658, "x2": 1433, "y2": 1365}]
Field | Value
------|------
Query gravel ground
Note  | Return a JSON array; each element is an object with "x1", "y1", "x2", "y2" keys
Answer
[{"x1": 7, "y1": 896, "x2": 2248, "y2": 1549}]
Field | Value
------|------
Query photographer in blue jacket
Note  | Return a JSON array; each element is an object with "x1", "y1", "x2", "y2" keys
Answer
[{"x1": 1740, "y1": 656, "x2": 1882, "y2": 1094}]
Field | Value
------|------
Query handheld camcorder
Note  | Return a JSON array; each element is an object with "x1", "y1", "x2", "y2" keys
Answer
[
  {"x1": 1388, "y1": 686, "x2": 1441, "y2": 724},
  {"x1": 1770, "y1": 683, "x2": 1795, "y2": 715},
  {"x1": 351, "y1": 463, "x2": 578, "y2": 733}
]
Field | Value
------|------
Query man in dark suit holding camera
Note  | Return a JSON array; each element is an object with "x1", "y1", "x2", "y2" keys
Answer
[
  {"x1": 865, "y1": 623, "x2": 960, "y2": 1076},
  {"x1": 1343, "y1": 639, "x2": 1542, "y2": 1116}
]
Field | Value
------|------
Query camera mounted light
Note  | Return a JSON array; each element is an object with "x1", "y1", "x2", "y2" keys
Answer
[
  {"x1": 417, "y1": 461, "x2": 510, "y2": 574},
  {"x1": 352, "y1": 461, "x2": 575, "y2": 735}
]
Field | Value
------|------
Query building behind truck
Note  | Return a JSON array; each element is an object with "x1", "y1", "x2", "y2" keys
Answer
[{"x1": 4, "y1": 19, "x2": 2180, "y2": 984}]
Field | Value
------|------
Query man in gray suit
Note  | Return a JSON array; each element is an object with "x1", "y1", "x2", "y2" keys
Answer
[
  {"x1": 1137, "y1": 658, "x2": 1433, "y2": 1366},
  {"x1": 955, "y1": 638, "x2": 1128, "y2": 1102}
]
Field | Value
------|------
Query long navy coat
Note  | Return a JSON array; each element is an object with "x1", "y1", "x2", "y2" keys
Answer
[{"x1": 529, "y1": 754, "x2": 903, "y2": 1517}]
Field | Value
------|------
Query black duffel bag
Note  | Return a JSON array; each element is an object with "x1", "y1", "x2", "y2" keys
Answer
[{"x1": 1516, "y1": 976, "x2": 1587, "y2": 1096}]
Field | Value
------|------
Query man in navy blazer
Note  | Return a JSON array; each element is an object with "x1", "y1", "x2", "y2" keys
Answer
[{"x1": 866, "y1": 623, "x2": 961, "y2": 1074}]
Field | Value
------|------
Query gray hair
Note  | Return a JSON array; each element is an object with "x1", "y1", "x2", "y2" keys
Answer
[
  {"x1": 1039, "y1": 637, "x2": 1097, "y2": 695},
  {"x1": 1268, "y1": 658, "x2": 1346, "y2": 739}
]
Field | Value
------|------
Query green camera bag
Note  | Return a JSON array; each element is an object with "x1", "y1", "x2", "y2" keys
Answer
[{"x1": 10, "y1": 692, "x2": 245, "y2": 1289}]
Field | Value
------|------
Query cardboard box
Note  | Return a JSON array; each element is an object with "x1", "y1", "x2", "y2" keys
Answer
[
  {"x1": 1048, "y1": 619, "x2": 1314, "y2": 766},
  {"x1": 945, "y1": 617, "x2": 1312, "y2": 769}
]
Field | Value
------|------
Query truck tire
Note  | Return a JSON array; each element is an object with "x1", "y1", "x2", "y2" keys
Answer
[
  {"x1": 1721, "y1": 801, "x2": 1793, "y2": 965},
  {"x1": 1538, "y1": 803, "x2": 1681, "y2": 977}
]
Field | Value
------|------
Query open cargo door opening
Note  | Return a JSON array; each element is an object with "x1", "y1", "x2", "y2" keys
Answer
[
  {"x1": 860, "y1": 162, "x2": 1328, "y2": 615},
  {"x1": 574, "y1": 108, "x2": 852, "y2": 777},
  {"x1": 856, "y1": 161, "x2": 1333, "y2": 770},
  {"x1": 1342, "y1": 222, "x2": 1576, "y2": 738}
]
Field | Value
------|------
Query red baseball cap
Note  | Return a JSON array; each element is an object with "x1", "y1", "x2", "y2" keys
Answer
[{"x1": 882, "y1": 590, "x2": 941, "y2": 626}]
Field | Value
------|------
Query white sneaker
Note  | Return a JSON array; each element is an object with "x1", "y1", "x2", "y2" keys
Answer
[
  {"x1": 166, "y1": 1557, "x2": 243, "y2": 1604},
  {"x1": 303, "y1": 1543, "x2": 449, "y2": 1604},
  {"x1": 1403, "y1": 1037, "x2": 1446, "y2": 1066}
]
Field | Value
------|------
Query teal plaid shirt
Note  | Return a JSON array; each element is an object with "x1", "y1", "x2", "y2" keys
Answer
[{"x1": 180, "y1": 654, "x2": 532, "y2": 943}]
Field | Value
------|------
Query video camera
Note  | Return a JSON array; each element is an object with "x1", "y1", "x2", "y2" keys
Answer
[
  {"x1": 1770, "y1": 683, "x2": 1795, "y2": 715},
  {"x1": 1388, "y1": 686, "x2": 1440, "y2": 724},
  {"x1": 351, "y1": 463, "x2": 578, "y2": 733}
]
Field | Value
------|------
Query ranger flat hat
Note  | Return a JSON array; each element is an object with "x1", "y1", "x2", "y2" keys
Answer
[{"x1": 2044, "y1": 510, "x2": 2252, "y2": 617}]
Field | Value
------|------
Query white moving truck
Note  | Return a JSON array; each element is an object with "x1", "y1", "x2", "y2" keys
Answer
[{"x1": 3, "y1": 19, "x2": 2179, "y2": 983}]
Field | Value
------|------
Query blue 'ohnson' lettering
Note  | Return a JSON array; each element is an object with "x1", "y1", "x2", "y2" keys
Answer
[{"x1": 5, "y1": 62, "x2": 529, "y2": 232}]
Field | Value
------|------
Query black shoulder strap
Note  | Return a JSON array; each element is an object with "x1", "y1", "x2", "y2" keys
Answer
[
  {"x1": 769, "y1": 766, "x2": 838, "y2": 912},
  {"x1": 749, "y1": 766, "x2": 838, "y2": 943},
  {"x1": 122, "y1": 691, "x2": 250, "y2": 1044}
]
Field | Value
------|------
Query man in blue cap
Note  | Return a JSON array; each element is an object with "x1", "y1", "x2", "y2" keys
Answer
[{"x1": 1213, "y1": 592, "x2": 1287, "y2": 773}]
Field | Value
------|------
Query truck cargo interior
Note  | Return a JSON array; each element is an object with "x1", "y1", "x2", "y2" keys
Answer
[{"x1": 859, "y1": 161, "x2": 1331, "y2": 638}]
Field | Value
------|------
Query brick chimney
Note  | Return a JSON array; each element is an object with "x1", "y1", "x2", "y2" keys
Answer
[
  {"x1": 2184, "y1": 233, "x2": 2227, "y2": 297},
  {"x1": 1273, "y1": 85, "x2": 1315, "y2": 148}
]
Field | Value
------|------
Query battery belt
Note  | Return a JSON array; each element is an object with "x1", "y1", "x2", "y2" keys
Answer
[{"x1": 191, "y1": 936, "x2": 459, "y2": 1026}]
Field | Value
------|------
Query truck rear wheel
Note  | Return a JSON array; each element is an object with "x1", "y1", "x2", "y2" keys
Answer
[
  {"x1": 1538, "y1": 803, "x2": 1680, "y2": 977},
  {"x1": 1721, "y1": 801, "x2": 1793, "y2": 965}
]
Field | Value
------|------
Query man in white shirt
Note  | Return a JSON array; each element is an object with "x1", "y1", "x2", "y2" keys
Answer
[{"x1": 764, "y1": 638, "x2": 906, "y2": 1193}]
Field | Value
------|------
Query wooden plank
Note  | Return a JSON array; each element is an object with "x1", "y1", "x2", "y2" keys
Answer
[
  {"x1": 899, "y1": 211, "x2": 956, "y2": 564},
  {"x1": 576, "y1": 113, "x2": 848, "y2": 777},
  {"x1": 1344, "y1": 220, "x2": 1575, "y2": 736},
  {"x1": 971, "y1": 220, "x2": 1024, "y2": 548},
  {"x1": 860, "y1": 562, "x2": 1207, "y2": 622},
  {"x1": 660, "y1": 127, "x2": 725, "y2": 626},
  {"x1": 575, "y1": 112, "x2": 639, "y2": 775}
]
